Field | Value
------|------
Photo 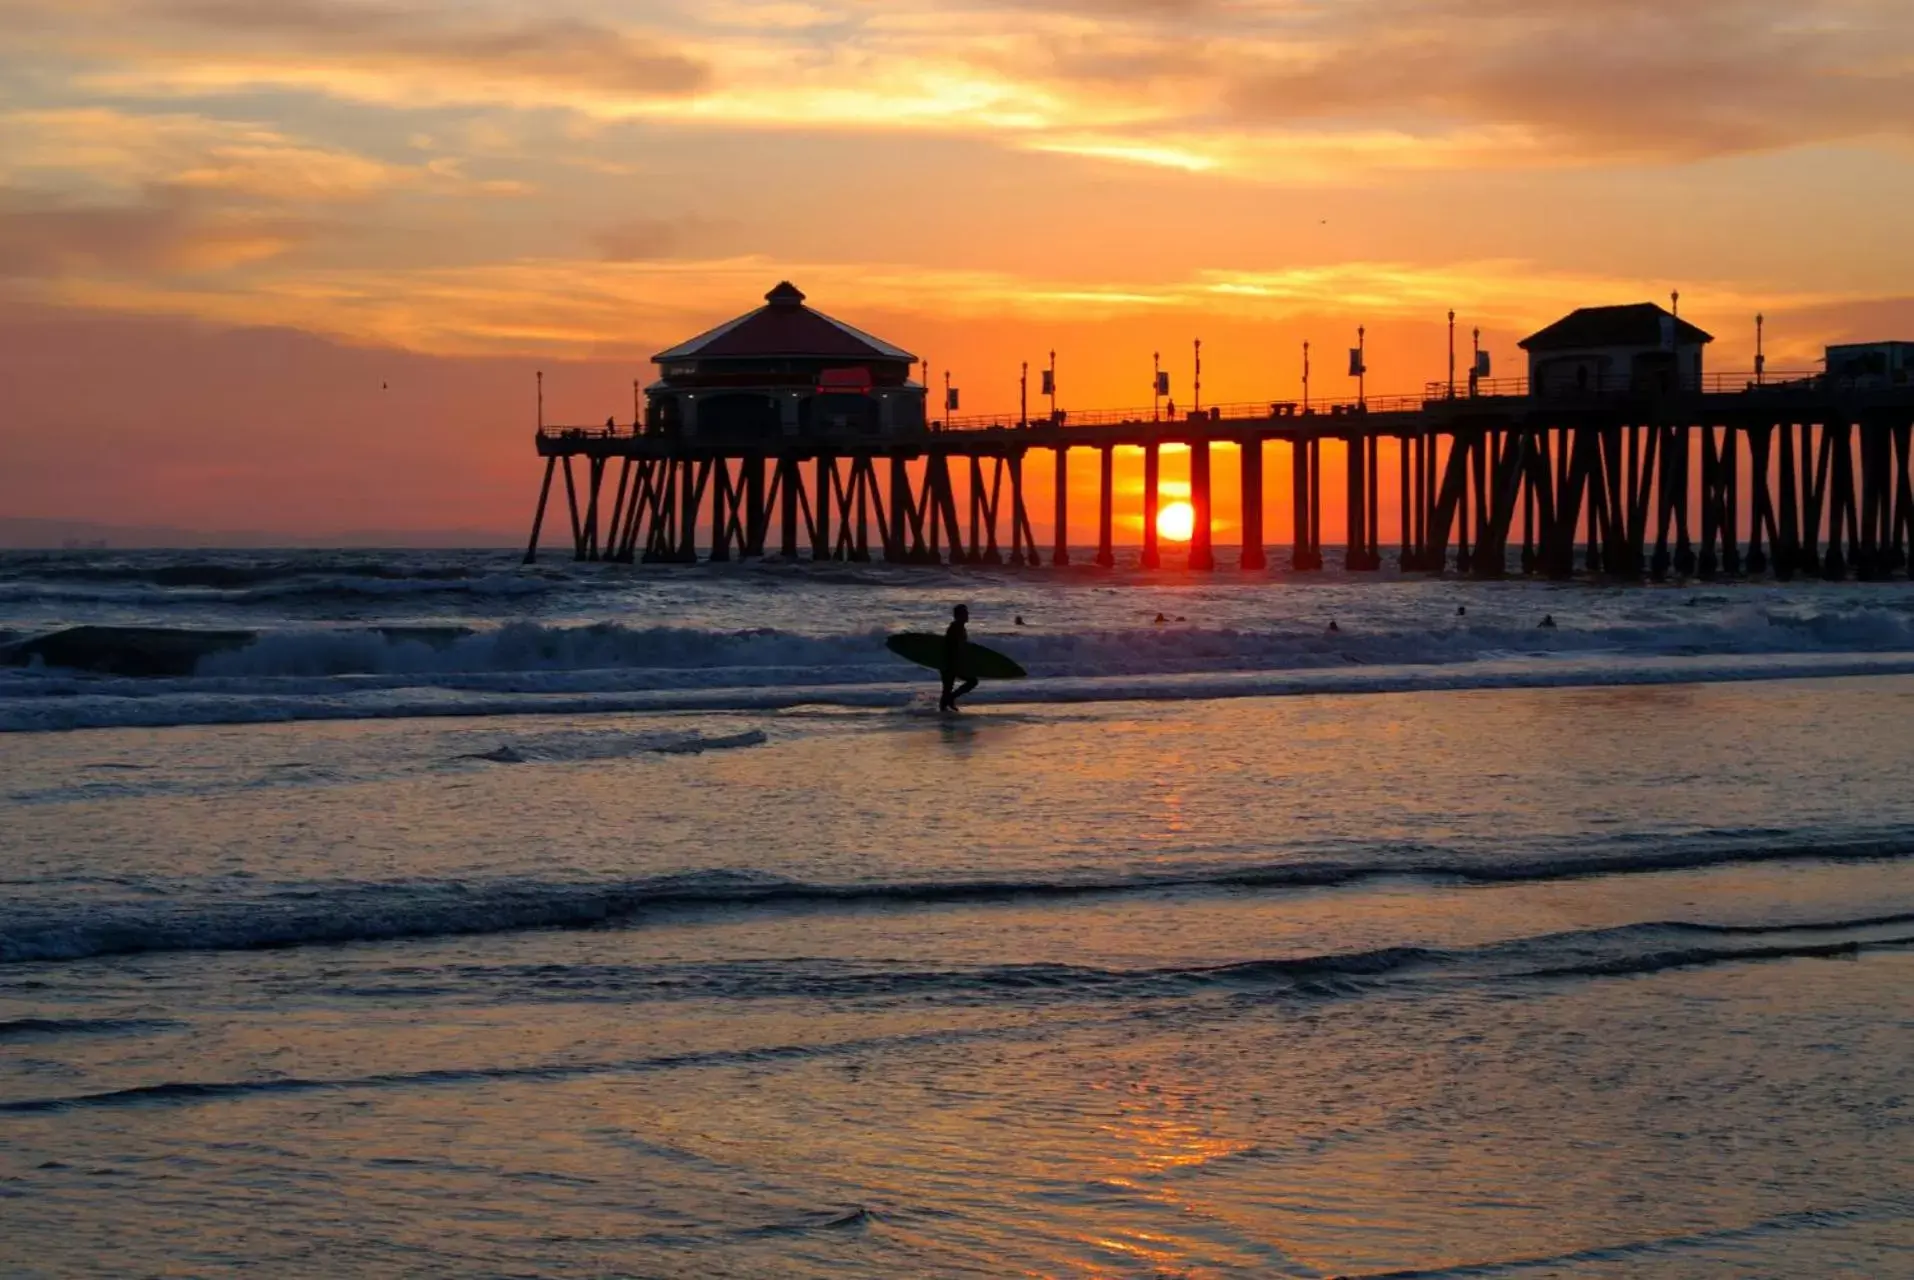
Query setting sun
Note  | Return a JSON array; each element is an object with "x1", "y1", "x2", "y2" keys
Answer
[{"x1": 1156, "y1": 501, "x2": 1196, "y2": 542}]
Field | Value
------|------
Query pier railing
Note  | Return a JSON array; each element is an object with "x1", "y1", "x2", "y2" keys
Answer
[
  {"x1": 1421, "y1": 371, "x2": 1819, "y2": 400},
  {"x1": 936, "y1": 394, "x2": 1430, "y2": 431},
  {"x1": 538, "y1": 391, "x2": 1446, "y2": 442},
  {"x1": 536, "y1": 371, "x2": 1834, "y2": 442}
]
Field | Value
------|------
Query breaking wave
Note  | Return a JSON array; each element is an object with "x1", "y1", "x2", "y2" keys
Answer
[
  {"x1": 6, "y1": 605, "x2": 1914, "y2": 731},
  {"x1": 10, "y1": 608, "x2": 1914, "y2": 682},
  {"x1": 10, "y1": 544, "x2": 1914, "y2": 730}
]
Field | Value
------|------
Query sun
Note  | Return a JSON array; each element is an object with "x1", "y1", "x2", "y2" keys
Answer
[{"x1": 1156, "y1": 500, "x2": 1196, "y2": 542}]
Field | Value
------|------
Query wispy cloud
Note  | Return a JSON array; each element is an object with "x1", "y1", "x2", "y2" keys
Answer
[
  {"x1": 0, "y1": 107, "x2": 538, "y2": 202},
  {"x1": 0, "y1": 110, "x2": 412, "y2": 201},
  {"x1": 0, "y1": 186, "x2": 313, "y2": 276},
  {"x1": 8, "y1": 253, "x2": 1846, "y2": 356}
]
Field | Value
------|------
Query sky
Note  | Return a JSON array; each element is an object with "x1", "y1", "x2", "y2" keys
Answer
[{"x1": 3, "y1": 0, "x2": 1914, "y2": 541}]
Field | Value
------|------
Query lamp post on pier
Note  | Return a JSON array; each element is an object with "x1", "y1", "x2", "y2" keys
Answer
[
  {"x1": 1046, "y1": 350, "x2": 1057, "y2": 423},
  {"x1": 1153, "y1": 351, "x2": 1162, "y2": 422},
  {"x1": 1448, "y1": 310, "x2": 1457, "y2": 399},
  {"x1": 1193, "y1": 338, "x2": 1202, "y2": 416},
  {"x1": 1020, "y1": 361, "x2": 1028, "y2": 428},
  {"x1": 943, "y1": 370, "x2": 951, "y2": 430},
  {"x1": 1302, "y1": 341, "x2": 1311, "y2": 413},
  {"x1": 1671, "y1": 290, "x2": 1683, "y2": 390},
  {"x1": 1355, "y1": 326, "x2": 1367, "y2": 410},
  {"x1": 1756, "y1": 314, "x2": 1766, "y2": 386},
  {"x1": 1471, "y1": 328, "x2": 1481, "y2": 398}
]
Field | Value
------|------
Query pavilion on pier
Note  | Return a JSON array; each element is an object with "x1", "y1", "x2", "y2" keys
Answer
[
  {"x1": 645, "y1": 282, "x2": 926, "y2": 441},
  {"x1": 1520, "y1": 303, "x2": 1713, "y2": 397}
]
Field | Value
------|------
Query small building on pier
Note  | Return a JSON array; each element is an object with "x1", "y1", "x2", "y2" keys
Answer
[
  {"x1": 1826, "y1": 341, "x2": 1914, "y2": 389},
  {"x1": 645, "y1": 282, "x2": 926, "y2": 441},
  {"x1": 1520, "y1": 303, "x2": 1712, "y2": 397}
]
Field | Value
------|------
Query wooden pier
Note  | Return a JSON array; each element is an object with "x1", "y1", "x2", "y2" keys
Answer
[{"x1": 525, "y1": 376, "x2": 1914, "y2": 581}]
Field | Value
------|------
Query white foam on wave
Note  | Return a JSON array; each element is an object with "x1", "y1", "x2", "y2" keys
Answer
[
  {"x1": 158, "y1": 606, "x2": 1914, "y2": 683},
  {"x1": 9, "y1": 650, "x2": 1914, "y2": 731},
  {"x1": 10, "y1": 602, "x2": 1914, "y2": 730},
  {"x1": 197, "y1": 621, "x2": 901, "y2": 679},
  {"x1": 462, "y1": 727, "x2": 769, "y2": 764}
]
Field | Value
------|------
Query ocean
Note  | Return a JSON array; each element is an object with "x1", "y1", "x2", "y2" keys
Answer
[{"x1": 2, "y1": 549, "x2": 1911, "y2": 1277}]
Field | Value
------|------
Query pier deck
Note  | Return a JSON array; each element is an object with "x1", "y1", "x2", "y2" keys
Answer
[{"x1": 525, "y1": 378, "x2": 1914, "y2": 581}]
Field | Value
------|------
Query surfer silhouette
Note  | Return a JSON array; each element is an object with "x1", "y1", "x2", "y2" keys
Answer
[{"x1": 940, "y1": 604, "x2": 977, "y2": 712}]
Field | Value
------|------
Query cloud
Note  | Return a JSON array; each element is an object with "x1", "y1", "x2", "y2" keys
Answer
[
  {"x1": 0, "y1": 109, "x2": 535, "y2": 281},
  {"x1": 0, "y1": 109, "x2": 415, "y2": 205},
  {"x1": 0, "y1": 0, "x2": 1906, "y2": 362},
  {"x1": 1217, "y1": 0, "x2": 1914, "y2": 161},
  {"x1": 78, "y1": 0, "x2": 712, "y2": 107},
  {"x1": 0, "y1": 186, "x2": 313, "y2": 277},
  {"x1": 9, "y1": 0, "x2": 1909, "y2": 179},
  {"x1": 590, "y1": 215, "x2": 732, "y2": 262},
  {"x1": 3, "y1": 251, "x2": 1847, "y2": 357}
]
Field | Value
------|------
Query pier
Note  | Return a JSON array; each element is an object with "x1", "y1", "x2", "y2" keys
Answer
[{"x1": 523, "y1": 286, "x2": 1914, "y2": 580}]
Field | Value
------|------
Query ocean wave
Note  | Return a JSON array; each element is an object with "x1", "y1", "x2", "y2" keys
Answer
[
  {"x1": 1334, "y1": 1201, "x2": 1909, "y2": 1280},
  {"x1": 9, "y1": 650, "x2": 1914, "y2": 731},
  {"x1": 431, "y1": 916, "x2": 1914, "y2": 1003},
  {"x1": 6, "y1": 916, "x2": 1909, "y2": 1117},
  {"x1": 0, "y1": 1016, "x2": 180, "y2": 1040},
  {"x1": 0, "y1": 577, "x2": 557, "y2": 609},
  {"x1": 10, "y1": 605, "x2": 1914, "y2": 683},
  {"x1": 1, "y1": 625, "x2": 258, "y2": 677},
  {"x1": 0, "y1": 555, "x2": 510, "y2": 590},
  {"x1": 5, "y1": 844, "x2": 1911, "y2": 965},
  {"x1": 0, "y1": 1021, "x2": 1056, "y2": 1115}
]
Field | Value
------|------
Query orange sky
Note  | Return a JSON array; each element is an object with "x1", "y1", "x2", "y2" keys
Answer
[{"x1": 3, "y1": 0, "x2": 1913, "y2": 541}]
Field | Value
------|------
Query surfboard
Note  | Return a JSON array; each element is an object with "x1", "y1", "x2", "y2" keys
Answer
[{"x1": 885, "y1": 633, "x2": 1027, "y2": 680}]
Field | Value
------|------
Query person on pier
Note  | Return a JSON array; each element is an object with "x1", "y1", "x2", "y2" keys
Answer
[{"x1": 940, "y1": 604, "x2": 978, "y2": 713}]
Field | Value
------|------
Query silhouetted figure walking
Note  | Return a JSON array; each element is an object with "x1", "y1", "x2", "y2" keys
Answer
[{"x1": 940, "y1": 604, "x2": 977, "y2": 712}]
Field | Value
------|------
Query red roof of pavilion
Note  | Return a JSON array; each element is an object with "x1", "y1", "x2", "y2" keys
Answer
[{"x1": 652, "y1": 282, "x2": 917, "y2": 364}]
